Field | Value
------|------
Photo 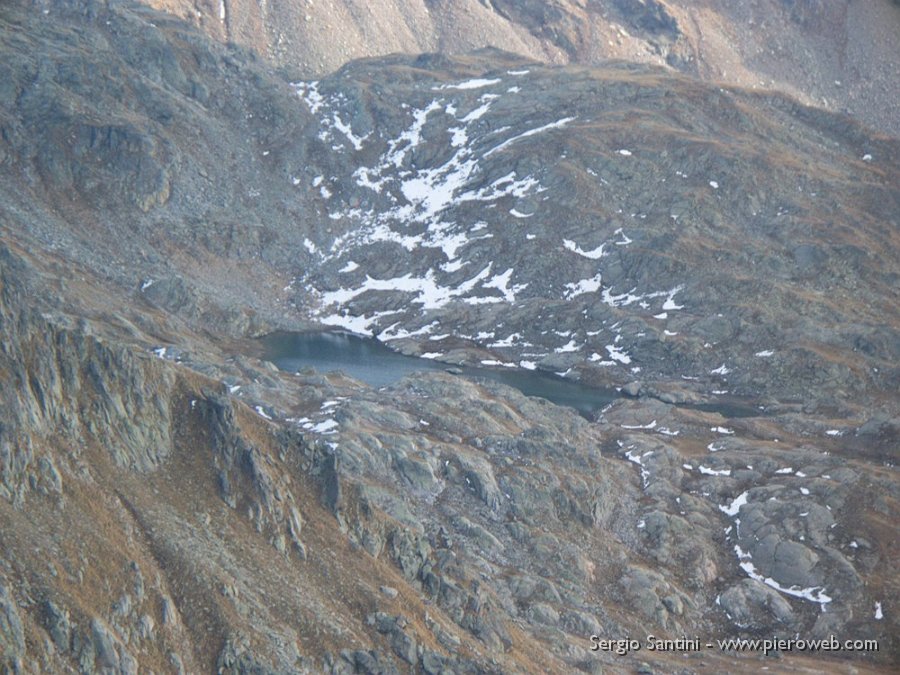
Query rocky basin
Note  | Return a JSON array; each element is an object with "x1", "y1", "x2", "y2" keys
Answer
[{"x1": 0, "y1": 1, "x2": 897, "y2": 672}]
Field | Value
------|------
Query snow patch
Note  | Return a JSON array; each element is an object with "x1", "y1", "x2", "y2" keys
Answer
[
  {"x1": 698, "y1": 465, "x2": 731, "y2": 477},
  {"x1": 332, "y1": 114, "x2": 369, "y2": 150},
  {"x1": 308, "y1": 419, "x2": 338, "y2": 434},
  {"x1": 563, "y1": 239, "x2": 606, "y2": 259},
  {"x1": 719, "y1": 491, "x2": 749, "y2": 517},
  {"x1": 605, "y1": 343, "x2": 631, "y2": 364},
  {"x1": 624, "y1": 447, "x2": 653, "y2": 487},
  {"x1": 555, "y1": 339, "x2": 580, "y2": 354},
  {"x1": 485, "y1": 117, "x2": 577, "y2": 157},
  {"x1": 661, "y1": 286, "x2": 684, "y2": 310},
  {"x1": 433, "y1": 78, "x2": 502, "y2": 90},
  {"x1": 483, "y1": 268, "x2": 527, "y2": 303},
  {"x1": 564, "y1": 274, "x2": 603, "y2": 299},
  {"x1": 294, "y1": 81, "x2": 325, "y2": 114},
  {"x1": 621, "y1": 420, "x2": 656, "y2": 430},
  {"x1": 733, "y1": 545, "x2": 832, "y2": 605}
]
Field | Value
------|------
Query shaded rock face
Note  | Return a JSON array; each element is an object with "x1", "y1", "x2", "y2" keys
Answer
[
  {"x1": 614, "y1": 0, "x2": 680, "y2": 40},
  {"x1": 0, "y1": 250, "x2": 177, "y2": 513},
  {"x1": 718, "y1": 579, "x2": 797, "y2": 632},
  {"x1": 0, "y1": 582, "x2": 26, "y2": 672},
  {"x1": 134, "y1": 0, "x2": 900, "y2": 137},
  {"x1": 6, "y1": 8, "x2": 181, "y2": 211},
  {"x1": 0, "y1": 2, "x2": 898, "y2": 673}
]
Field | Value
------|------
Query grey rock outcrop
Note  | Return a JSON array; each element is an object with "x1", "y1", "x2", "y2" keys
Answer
[
  {"x1": 0, "y1": 582, "x2": 25, "y2": 672},
  {"x1": 719, "y1": 579, "x2": 797, "y2": 632}
]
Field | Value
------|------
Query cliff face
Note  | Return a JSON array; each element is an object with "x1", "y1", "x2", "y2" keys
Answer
[
  {"x1": 1, "y1": 1, "x2": 898, "y2": 672},
  {"x1": 0, "y1": 252, "x2": 397, "y2": 672},
  {"x1": 133, "y1": 0, "x2": 900, "y2": 137}
]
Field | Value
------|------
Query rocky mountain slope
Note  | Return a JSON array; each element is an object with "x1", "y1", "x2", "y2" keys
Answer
[
  {"x1": 134, "y1": 0, "x2": 900, "y2": 137},
  {"x1": 1, "y1": 0, "x2": 898, "y2": 672},
  {"x1": 287, "y1": 51, "x2": 899, "y2": 413}
]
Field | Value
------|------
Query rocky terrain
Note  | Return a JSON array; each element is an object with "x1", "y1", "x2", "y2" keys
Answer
[
  {"x1": 1, "y1": 0, "x2": 898, "y2": 673},
  {"x1": 133, "y1": 0, "x2": 900, "y2": 137}
]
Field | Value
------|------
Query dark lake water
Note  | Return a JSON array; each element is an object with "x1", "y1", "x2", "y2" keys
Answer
[
  {"x1": 260, "y1": 331, "x2": 619, "y2": 416},
  {"x1": 259, "y1": 331, "x2": 761, "y2": 419}
]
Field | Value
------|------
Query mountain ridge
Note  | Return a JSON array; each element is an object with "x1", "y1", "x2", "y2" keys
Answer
[{"x1": 135, "y1": 0, "x2": 900, "y2": 137}]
